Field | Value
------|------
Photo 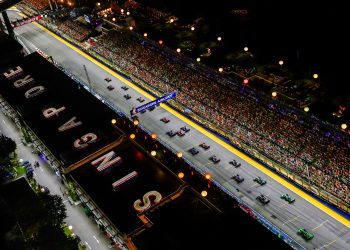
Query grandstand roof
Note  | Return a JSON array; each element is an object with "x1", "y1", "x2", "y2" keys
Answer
[{"x1": 0, "y1": 52, "x2": 122, "y2": 168}]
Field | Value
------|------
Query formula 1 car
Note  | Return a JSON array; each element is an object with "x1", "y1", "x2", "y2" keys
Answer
[
  {"x1": 177, "y1": 130, "x2": 185, "y2": 137},
  {"x1": 229, "y1": 159, "x2": 241, "y2": 168},
  {"x1": 136, "y1": 97, "x2": 145, "y2": 103},
  {"x1": 160, "y1": 117, "x2": 170, "y2": 123},
  {"x1": 167, "y1": 130, "x2": 176, "y2": 137},
  {"x1": 254, "y1": 176, "x2": 267, "y2": 185},
  {"x1": 124, "y1": 94, "x2": 131, "y2": 100},
  {"x1": 256, "y1": 194, "x2": 270, "y2": 205},
  {"x1": 297, "y1": 228, "x2": 314, "y2": 240},
  {"x1": 209, "y1": 155, "x2": 220, "y2": 163},
  {"x1": 199, "y1": 143, "x2": 210, "y2": 150},
  {"x1": 281, "y1": 193, "x2": 295, "y2": 203},
  {"x1": 232, "y1": 174, "x2": 244, "y2": 183},
  {"x1": 189, "y1": 147, "x2": 199, "y2": 155},
  {"x1": 180, "y1": 126, "x2": 190, "y2": 132}
]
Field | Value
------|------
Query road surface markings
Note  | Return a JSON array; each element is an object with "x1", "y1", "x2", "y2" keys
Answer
[
  {"x1": 250, "y1": 183, "x2": 259, "y2": 188},
  {"x1": 39, "y1": 166, "x2": 44, "y2": 172},
  {"x1": 21, "y1": 13, "x2": 350, "y2": 228},
  {"x1": 282, "y1": 215, "x2": 301, "y2": 225},
  {"x1": 312, "y1": 220, "x2": 328, "y2": 231},
  {"x1": 85, "y1": 242, "x2": 92, "y2": 249},
  {"x1": 2, "y1": 119, "x2": 5, "y2": 124},
  {"x1": 316, "y1": 240, "x2": 336, "y2": 250},
  {"x1": 93, "y1": 235, "x2": 100, "y2": 244}
]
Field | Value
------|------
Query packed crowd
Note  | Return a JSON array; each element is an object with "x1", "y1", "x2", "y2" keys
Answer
[
  {"x1": 23, "y1": 0, "x2": 48, "y2": 12},
  {"x1": 57, "y1": 19, "x2": 91, "y2": 42},
  {"x1": 87, "y1": 29, "x2": 350, "y2": 203}
]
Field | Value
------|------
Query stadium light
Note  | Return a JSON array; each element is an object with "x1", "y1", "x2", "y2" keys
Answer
[
  {"x1": 177, "y1": 152, "x2": 183, "y2": 158},
  {"x1": 111, "y1": 119, "x2": 116, "y2": 125},
  {"x1": 218, "y1": 67, "x2": 223, "y2": 73},
  {"x1": 201, "y1": 191, "x2": 208, "y2": 197},
  {"x1": 244, "y1": 47, "x2": 249, "y2": 52},
  {"x1": 196, "y1": 57, "x2": 201, "y2": 62},
  {"x1": 112, "y1": 18, "x2": 116, "y2": 22},
  {"x1": 272, "y1": 91, "x2": 277, "y2": 97},
  {"x1": 313, "y1": 73, "x2": 319, "y2": 79},
  {"x1": 217, "y1": 36, "x2": 222, "y2": 41},
  {"x1": 279, "y1": 60, "x2": 284, "y2": 66},
  {"x1": 130, "y1": 134, "x2": 135, "y2": 139},
  {"x1": 176, "y1": 48, "x2": 181, "y2": 53},
  {"x1": 191, "y1": 26, "x2": 195, "y2": 31},
  {"x1": 151, "y1": 133, "x2": 157, "y2": 140},
  {"x1": 178, "y1": 172, "x2": 184, "y2": 178},
  {"x1": 143, "y1": 33, "x2": 148, "y2": 37},
  {"x1": 341, "y1": 123, "x2": 347, "y2": 130},
  {"x1": 304, "y1": 107, "x2": 310, "y2": 112},
  {"x1": 151, "y1": 150, "x2": 157, "y2": 156}
]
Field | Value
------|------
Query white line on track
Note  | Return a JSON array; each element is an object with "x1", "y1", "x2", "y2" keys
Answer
[
  {"x1": 312, "y1": 220, "x2": 328, "y2": 231},
  {"x1": 85, "y1": 241, "x2": 92, "y2": 249},
  {"x1": 93, "y1": 235, "x2": 100, "y2": 244},
  {"x1": 316, "y1": 239, "x2": 336, "y2": 250}
]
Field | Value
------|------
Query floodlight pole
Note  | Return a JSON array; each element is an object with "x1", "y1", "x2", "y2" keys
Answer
[{"x1": 83, "y1": 64, "x2": 93, "y2": 90}]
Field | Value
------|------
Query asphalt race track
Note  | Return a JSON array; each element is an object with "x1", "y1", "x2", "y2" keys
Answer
[{"x1": 4, "y1": 9, "x2": 350, "y2": 249}]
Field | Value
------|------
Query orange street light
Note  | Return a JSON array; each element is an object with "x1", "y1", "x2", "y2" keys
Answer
[{"x1": 205, "y1": 173, "x2": 211, "y2": 180}]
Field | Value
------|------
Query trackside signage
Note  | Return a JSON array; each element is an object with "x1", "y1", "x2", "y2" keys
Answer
[{"x1": 135, "y1": 91, "x2": 176, "y2": 114}]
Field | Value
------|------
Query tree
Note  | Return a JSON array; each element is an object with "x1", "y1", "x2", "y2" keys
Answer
[
  {"x1": 31, "y1": 224, "x2": 79, "y2": 250},
  {"x1": 0, "y1": 135, "x2": 16, "y2": 163},
  {"x1": 38, "y1": 193, "x2": 67, "y2": 227}
]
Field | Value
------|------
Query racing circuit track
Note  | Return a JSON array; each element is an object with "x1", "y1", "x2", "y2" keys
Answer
[{"x1": 4, "y1": 9, "x2": 350, "y2": 249}]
